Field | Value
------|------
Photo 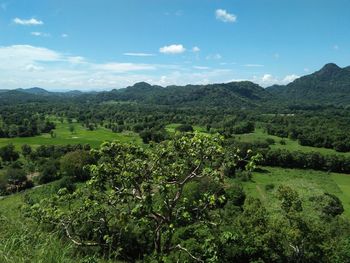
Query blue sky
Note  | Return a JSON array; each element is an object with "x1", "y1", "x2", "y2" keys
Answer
[{"x1": 0, "y1": 0, "x2": 349, "y2": 90}]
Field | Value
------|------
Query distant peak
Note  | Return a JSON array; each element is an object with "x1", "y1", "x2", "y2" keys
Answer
[
  {"x1": 321, "y1": 63, "x2": 341, "y2": 71},
  {"x1": 133, "y1": 82, "x2": 152, "y2": 87},
  {"x1": 315, "y1": 63, "x2": 342, "y2": 78}
]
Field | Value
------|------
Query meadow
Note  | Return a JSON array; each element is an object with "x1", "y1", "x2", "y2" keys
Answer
[
  {"x1": 239, "y1": 166, "x2": 350, "y2": 218},
  {"x1": 236, "y1": 128, "x2": 350, "y2": 157},
  {"x1": 0, "y1": 121, "x2": 142, "y2": 149}
]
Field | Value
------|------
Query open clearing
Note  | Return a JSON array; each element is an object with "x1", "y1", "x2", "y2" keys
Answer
[
  {"x1": 238, "y1": 166, "x2": 350, "y2": 218},
  {"x1": 0, "y1": 122, "x2": 142, "y2": 149},
  {"x1": 236, "y1": 128, "x2": 350, "y2": 157}
]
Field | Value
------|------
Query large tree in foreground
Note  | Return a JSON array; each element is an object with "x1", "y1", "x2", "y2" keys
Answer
[{"x1": 31, "y1": 133, "x2": 247, "y2": 260}]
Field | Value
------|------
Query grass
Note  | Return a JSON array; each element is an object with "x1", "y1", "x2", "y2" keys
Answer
[
  {"x1": 0, "y1": 183, "x2": 126, "y2": 263},
  {"x1": 236, "y1": 128, "x2": 350, "y2": 157},
  {"x1": 0, "y1": 185, "x2": 76, "y2": 263},
  {"x1": 238, "y1": 166, "x2": 350, "y2": 218},
  {"x1": 0, "y1": 121, "x2": 142, "y2": 149},
  {"x1": 165, "y1": 123, "x2": 207, "y2": 133}
]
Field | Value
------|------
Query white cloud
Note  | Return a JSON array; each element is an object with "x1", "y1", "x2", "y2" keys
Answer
[
  {"x1": 215, "y1": 9, "x2": 237, "y2": 23},
  {"x1": 13, "y1": 17, "x2": 43, "y2": 25},
  {"x1": 123, "y1": 52, "x2": 155, "y2": 57},
  {"x1": 0, "y1": 45, "x2": 61, "y2": 63},
  {"x1": 206, "y1": 53, "x2": 222, "y2": 60},
  {"x1": 255, "y1": 73, "x2": 300, "y2": 87},
  {"x1": 282, "y1": 74, "x2": 299, "y2": 83},
  {"x1": 159, "y1": 44, "x2": 186, "y2": 54},
  {"x1": 61, "y1": 33, "x2": 69, "y2": 38},
  {"x1": 31, "y1": 32, "x2": 50, "y2": 37},
  {"x1": 193, "y1": 66, "x2": 210, "y2": 70},
  {"x1": 25, "y1": 64, "x2": 44, "y2": 72},
  {"x1": 192, "y1": 46, "x2": 200, "y2": 52},
  {"x1": 67, "y1": 56, "x2": 86, "y2": 64},
  {"x1": 262, "y1": 74, "x2": 274, "y2": 83},
  {"x1": 244, "y1": 64, "x2": 264, "y2": 67},
  {"x1": 96, "y1": 63, "x2": 156, "y2": 73},
  {"x1": 0, "y1": 44, "x2": 300, "y2": 91}
]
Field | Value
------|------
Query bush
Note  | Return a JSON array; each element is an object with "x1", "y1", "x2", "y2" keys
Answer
[
  {"x1": 175, "y1": 124, "x2": 194, "y2": 133},
  {"x1": 56, "y1": 176, "x2": 76, "y2": 193},
  {"x1": 265, "y1": 183, "x2": 275, "y2": 191},
  {"x1": 60, "y1": 150, "x2": 94, "y2": 181},
  {"x1": 37, "y1": 160, "x2": 59, "y2": 184},
  {"x1": 266, "y1": 138, "x2": 275, "y2": 145},
  {"x1": 225, "y1": 183, "x2": 246, "y2": 207},
  {"x1": 235, "y1": 169, "x2": 252, "y2": 181},
  {"x1": 0, "y1": 144, "x2": 20, "y2": 162}
]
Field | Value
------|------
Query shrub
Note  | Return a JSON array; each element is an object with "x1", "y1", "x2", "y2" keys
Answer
[
  {"x1": 265, "y1": 183, "x2": 275, "y2": 191},
  {"x1": 175, "y1": 124, "x2": 194, "y2": 133},
  {"x1": 266, "y1": 138, "x2": 275, "y2": 145}
]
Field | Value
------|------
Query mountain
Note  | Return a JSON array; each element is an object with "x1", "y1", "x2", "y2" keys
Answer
[
  {"x1": 84, "y1": 81, "x2": 274, "y2": 108},
  {"x1": 4, "y1": 63, "x2": 350, "y2": 108},
  {"x1": 267, "y1": 63, "x2": 350, "y2": 105},
  {"x1": 16, "y1": 87, "x2": 51, "y2": 95}
]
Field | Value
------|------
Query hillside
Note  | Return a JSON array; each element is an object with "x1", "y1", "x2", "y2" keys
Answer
[
  {"x1": 3, "y1": 63, "x2": 350, "y2": 108},
  {"x1": 267, "y1": 63, "x2": 350, "y2": 106},
  {"x1": 77, "y1": 81, "x2": 275, "y2": 108}
]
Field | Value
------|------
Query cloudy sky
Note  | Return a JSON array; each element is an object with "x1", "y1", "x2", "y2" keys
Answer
[{"x1": 0, "y1": 0, "x2": 349, "y2": 91}]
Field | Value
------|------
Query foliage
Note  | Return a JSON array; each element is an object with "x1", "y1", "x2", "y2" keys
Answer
[
  {"x1": 60, "y1": 150, "x2": 94, "y2": 181},
  {"x1": 0, "y1": 144, "x2": 19, "y2": 163},
  {"x1": 175, "y1": 124, "x2": 194, "y2": 133}
]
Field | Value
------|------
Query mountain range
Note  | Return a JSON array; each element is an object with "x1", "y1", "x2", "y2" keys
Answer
[
  {"x1": 266, "y1": 63, "x2": 350, "y2": 105},
  {"x1": 1, "y1": 63, "x2": 350, "y2": 108}
]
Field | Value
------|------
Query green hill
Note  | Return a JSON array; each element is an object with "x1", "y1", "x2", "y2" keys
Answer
[{"x1": 267, "y1": 63, "x2": 350, "y2": 106}]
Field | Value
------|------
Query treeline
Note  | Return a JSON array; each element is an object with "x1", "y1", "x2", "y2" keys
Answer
[
  {"x1": 0, "y1": 105, "x2": 55, "y2": 138},
  {"x1": 263, "y1": 149, "x2": 350, "y2": 173},
  {"x1": 265, "y1": 113, "x2": 350, "y2": 152},
  {"x1": 229, "y1": 140, "x2": 350, "y2": 174}
]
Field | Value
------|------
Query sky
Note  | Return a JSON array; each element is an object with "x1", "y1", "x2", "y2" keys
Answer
[{"x1": 0, "y1": 0, "x2": 349, "y2": 91}]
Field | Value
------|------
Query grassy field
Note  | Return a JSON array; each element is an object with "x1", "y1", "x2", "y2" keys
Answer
[
  {"x1": 0, "y1": 122, "x2": 142, "y2": 149},
  {"x1": 236, "y1": 128, "x2": 350, "y2": 157},
  {"x1": 165, "y1": 123, "x2": 207, "y2": 133},
  {"x1": 0, "y1": 184, "x2": 77, "y2": 263},
  {"x1": 238, "y1": 166, "x2": 350, "y2": 218}
]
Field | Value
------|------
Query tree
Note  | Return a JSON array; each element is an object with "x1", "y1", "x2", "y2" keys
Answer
[
  {"x1": 60, "y1": 150, "x2": 94, "y2": 181},
  {"x1": 37, "y1": 160, "x2": 59, "y2": 184},
  {"x1": 318, "y1": 193, "x2": 344, "y2": 218},
  {"x1": 69, "y1": 124, "x2": 75, "y2": 134},
  {"x1": 29, "y1": 133, "x2": 229, "y2": 261},
  {"x1": 0, "y1": 144, "x2": 20, "y2": 162},
  {"x1": 21, "y1": 144, "x2": 32, "y2": 157}
]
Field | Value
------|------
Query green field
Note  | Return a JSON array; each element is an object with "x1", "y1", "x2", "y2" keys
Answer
[
  {"x1": 165, "y1": 123, "x2": 207, "y2": 133},
  {"x1": 236, "y1": 128, "x2": 350, "y2": 157},
  {"x1": 239, "y1": 166, "x2": 350, "y2": 218},
  {"x1": 0, "y1": 122, "x2": 142, "y2": 149}
]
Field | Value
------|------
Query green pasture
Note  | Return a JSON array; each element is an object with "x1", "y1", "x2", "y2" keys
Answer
[
  {"x1": 239, "y1": 166, "x2": 350, "y2": 218},
  {"x1": 236, "y1": 128, "x2": 350, "y2": 157},
  {"x1": 0, "y1": 122, "x2": 142, "y2": 149}
]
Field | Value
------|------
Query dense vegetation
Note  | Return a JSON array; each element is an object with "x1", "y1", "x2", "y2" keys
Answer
[
  {"x1": 1, "y1": 63, "x2": 350, "y2": 262},
  {"x1": 22, "y1": 134, "x2": 350, "y2": 262}
]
